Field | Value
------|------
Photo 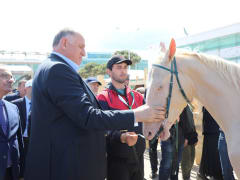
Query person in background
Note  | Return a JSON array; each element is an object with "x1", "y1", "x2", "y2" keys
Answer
[
  {"x1": 135, "y1": 87, "x2": 145, "y2": 95},
  {"x1": 97, "y1": 55, "x2": 146, "y2": 180},
  {"x1": 198, "y1": 107, "x2": 235, "y2": 180},
  {"x1": 158, "y1": 106, "x2": 197, "y2": 180},
  {"x1": 157, "y1": 122, "x2": 184, "y2": 180},
  {"x1": 148, "y1": 137, "x2": 158, "y2": 179},
  {"x1": 4, "y1": 80, "x2": 27, "y2": 102},
  {"x1": 85, "y1": 77, "x2": 102, "y2": 96},
  {"x1": 0, "y1": 65, "x2": 24, "y2": 180},
  {"x1": 180, "y1": 106, "x2": 198, "y2": 180},
  {"x1": 12, "y1": 79, "x2": 32, "y2": 178}
]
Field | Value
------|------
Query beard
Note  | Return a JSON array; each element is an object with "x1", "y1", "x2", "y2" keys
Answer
[{"x1": 112, "y1": 74, "x2": 127, "y2": 84}]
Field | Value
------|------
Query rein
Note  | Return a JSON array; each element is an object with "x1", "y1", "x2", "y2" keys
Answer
[{"x1": 150, "y1": 57, "x2": 194, "y2": 144}]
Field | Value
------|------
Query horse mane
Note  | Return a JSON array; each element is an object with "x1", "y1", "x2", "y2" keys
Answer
[
  {"x1": 153, "y1": 48, "x2": 240, "y2": 91},
  {"x1": 178, "y1": 50, "x2": 240, "y2": 90}
]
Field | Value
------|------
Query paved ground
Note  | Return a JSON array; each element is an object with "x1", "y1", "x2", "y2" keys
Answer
[
  {"x1": 143, "y1": 144, "x2": 199, "y2": 180},
  {"x1": 143, "y1": 146, "x2": 238, "y2": 180}
]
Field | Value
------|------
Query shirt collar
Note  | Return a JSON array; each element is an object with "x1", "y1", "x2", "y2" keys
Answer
[
  {"x1": 52, "y1": 51, "x2": 80, "y2": 73},
  {"x1": 107, "y1": 82, "x2": 132, "y2": 95},
  {"x1": 25, "y1": 96, "x2": 31, "y2": 104}
]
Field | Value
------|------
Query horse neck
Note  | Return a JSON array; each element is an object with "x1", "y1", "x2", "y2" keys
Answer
[{"x1": 178, "y1": 55, "x2": 240, "y2": 131}]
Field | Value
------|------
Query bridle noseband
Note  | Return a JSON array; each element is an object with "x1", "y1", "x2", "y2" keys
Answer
[{"x1": 150, "y1": 57, "x2": 194, "y2": 144}]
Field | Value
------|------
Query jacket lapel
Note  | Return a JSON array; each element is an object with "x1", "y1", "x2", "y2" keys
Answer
[
  {"x1": 2, "y1": 101, "x2": 10, "y2": 138},
  {"x1": 0, "y1": 125, "x2": 5, "y2": 137},
  {"x1": 49, "y1": 53, "x2": 102, "y2": 109},
  {"x1": 81, "y1": 80, "x2": 101, "y2": 108}
]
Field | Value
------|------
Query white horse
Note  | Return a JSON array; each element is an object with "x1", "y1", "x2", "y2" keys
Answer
[{"x1": 143, "y1": 39, "x2": 240, "y2": 178}]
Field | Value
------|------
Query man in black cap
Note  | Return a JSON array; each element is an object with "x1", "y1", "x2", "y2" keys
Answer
[
  {"x1": 85, "y1": 77, "x2": 102, "y2": 96},
  {"x1": 97, "y1": 55, "x2": 146, "y2": 180},
  {"x1": 106, "y1": 55, "x2": 132, "y2": 69}
]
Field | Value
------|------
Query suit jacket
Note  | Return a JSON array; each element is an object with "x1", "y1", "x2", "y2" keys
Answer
[
  {"x1": 0, "y1": 100, "x2": 24, "y2": 180},
  {"x1": 12, "y1": 97, "x2": 31, "y2": 177},
  {"x1": 12, "y1": 98, "x2": 27, "y2": 135},
  {"x1": 25, "y1": 53, "x2": 135, "y2": 180}
]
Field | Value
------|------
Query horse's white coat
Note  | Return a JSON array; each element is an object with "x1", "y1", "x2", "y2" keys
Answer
[{"x1": 144, "y1": 49, "x2": 240, "y2": 178}]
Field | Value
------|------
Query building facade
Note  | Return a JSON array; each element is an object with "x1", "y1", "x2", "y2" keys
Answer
[
  {"x1": 82, "y1": 52, "x2": 148, "y2": 70},
  {"x1": 176, "y1": 23, "x2": 240, "y2": 63},
  {"x1": 0, "y1": 51, "x2": 148, "y2": 87}
]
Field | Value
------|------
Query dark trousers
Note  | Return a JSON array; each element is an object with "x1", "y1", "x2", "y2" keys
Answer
[
  {"x1": 23, "y1": 137, "x2": 29, "y2": 156},
  {"x1": 4, "y1": 167, "x2": 13, "y2": 180},
  {"x1": 23, "y1": 137, "x2": 29, "y2": 177},
  {"x1": 158, "y1": 138, "x2": 184, "y2": 180},
  {"x1": 107, "y1": 155, "x2": 144, "y2": 180},
  {"x1": 218, "y1": 131, "x2": 235, "y2": 180},
  {"x1": 181, "y1": 145, "x2": 195, "y2": 180},
  {"x1": 149, "y1": 139, "x2": 158, "y2": 173}
]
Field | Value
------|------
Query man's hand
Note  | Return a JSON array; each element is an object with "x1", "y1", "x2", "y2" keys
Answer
[
  {"x1": 133, "y1": 104, "x2": 165, "y2": 123},
  {"x1": 120, "y1": 132, "x2": 138, "y2": 147},
  {"x1": 159, "y1": 128, "x2": 170, "y2": 141}
]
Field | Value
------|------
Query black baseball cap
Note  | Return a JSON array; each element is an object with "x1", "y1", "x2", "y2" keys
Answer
[{"x1": 107, "y1": 55, "x2": 132, "y2": 69}]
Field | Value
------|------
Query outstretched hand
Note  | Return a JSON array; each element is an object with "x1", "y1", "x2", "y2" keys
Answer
[{"x1": 133, "y1": 104, "x2": 165, "y2": 123}]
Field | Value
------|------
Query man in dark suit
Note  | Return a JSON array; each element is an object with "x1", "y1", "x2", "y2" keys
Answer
[
  {"x1": 25, "y1": 29, "x2": 165, "y2": 180},
  {"x1": 4, "y1": 80, "x2": 26, "y2": 102},
  {"x1": 12, "y1": 79, "x2": 32, "y2": 146},
  {"x1": 12, "y1": 79, "x2": 32, "y2": 177},
  {"x1": 0, "y1": 65, "x2": 24, "y2": 180}
]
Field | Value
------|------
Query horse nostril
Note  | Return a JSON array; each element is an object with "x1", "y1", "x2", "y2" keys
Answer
[{"x1": 148, "y1": 132, "x2": 152, "y2": 136}]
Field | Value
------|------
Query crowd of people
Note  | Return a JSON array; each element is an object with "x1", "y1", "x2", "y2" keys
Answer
[{"x1": 0, "y1": 29, "x2": 236, "y2": 180}]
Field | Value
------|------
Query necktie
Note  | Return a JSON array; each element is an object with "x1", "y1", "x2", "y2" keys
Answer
[{"x1": 0, "y1": 100, "x2": 7, "y2": 135}]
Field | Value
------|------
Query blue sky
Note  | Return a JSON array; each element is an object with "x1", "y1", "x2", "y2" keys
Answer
[{"x1": 0, "y1": 0, "x2": 239, "y2": 54}]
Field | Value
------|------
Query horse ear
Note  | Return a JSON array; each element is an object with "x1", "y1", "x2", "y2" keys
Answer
[{"x1": 168, "y1": 38, "x2": 176, "y2": 61}]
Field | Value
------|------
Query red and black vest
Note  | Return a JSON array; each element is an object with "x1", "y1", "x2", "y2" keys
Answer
[{"x1": 97, "y1": 83, "x2": 146, "y2": 160}]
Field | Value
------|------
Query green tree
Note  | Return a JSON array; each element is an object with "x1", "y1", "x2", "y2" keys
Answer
[
  {"x1": 114, "y1": 50, "x2": 141, "y2": 66},
  {"x1": 79, "y1": 62, "x2": 107, "y2": 78}
]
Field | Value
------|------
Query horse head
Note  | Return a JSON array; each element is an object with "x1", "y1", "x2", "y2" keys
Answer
[{"x1": 143, "y1": 39, "x2": 194, "y2": 140}]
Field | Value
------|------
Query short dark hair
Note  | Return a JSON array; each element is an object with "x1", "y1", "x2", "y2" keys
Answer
[{"x1": 52, "y1": 29, "x2": 76, "y2": 47}]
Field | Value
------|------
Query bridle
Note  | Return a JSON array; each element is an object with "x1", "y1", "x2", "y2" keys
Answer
[{"x1": 150, "y1": 57, "x2": 194, "y2": 144}]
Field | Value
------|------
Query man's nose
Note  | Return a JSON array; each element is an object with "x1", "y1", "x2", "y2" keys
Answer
[
  {"x1": 8, "y1": 77, "x2": 14, "y2": 84},
  {"x1": 82, "y1": 49, "x2": 86, "y2": 57}
]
